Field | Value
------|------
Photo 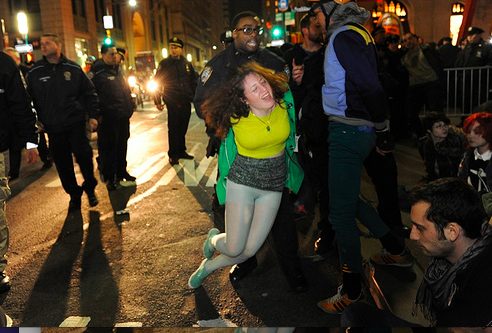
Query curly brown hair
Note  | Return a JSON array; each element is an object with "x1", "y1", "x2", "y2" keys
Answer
[{"x1": 201, "y1": 62, "x2": 289, "y2": 139}]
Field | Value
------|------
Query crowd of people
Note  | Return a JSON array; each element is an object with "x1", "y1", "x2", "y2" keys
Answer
[
  {"x1": 1, "y1": 0, "x2": 492, "y2": 328},
  {"x1": 188, "y1": 1, "x2": 492, "y2": 329}
]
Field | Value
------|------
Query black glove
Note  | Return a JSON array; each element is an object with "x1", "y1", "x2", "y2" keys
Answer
[
  {"x1": 206, "y1": 136, "x2": 221, "y2": 158},
  {"x1": 375, "y1": 128, "x2": 394, "y2": 152}
]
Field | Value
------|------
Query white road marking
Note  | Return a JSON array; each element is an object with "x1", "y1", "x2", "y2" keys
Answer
[
  {"x1": 195, "y1": 318, "x2": 237, "y2": 327},
  {"x1": 114, "y1": 322, "x2": 143, "y2": 327},
  {"x1": 206, "y1": 164, "x2": 218, "y2": 187},
  {"x1": 59, "y1": 316, "x2": 91, "y2": 327}
]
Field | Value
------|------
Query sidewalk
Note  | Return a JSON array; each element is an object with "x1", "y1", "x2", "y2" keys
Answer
[{"x1": 359, "y1": 139, "x2": 431, "y2": 326}]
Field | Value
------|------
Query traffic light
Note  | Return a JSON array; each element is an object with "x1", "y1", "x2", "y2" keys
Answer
[
  {"x1": 104, "y1": 36, "x2": 113, "y2": 45},
  {"x1": 272, "y1": 26, "x2": 284, "y2": 39},
  {"x1": 104, "y1": 29, "x2": 113, "y2": 46}
]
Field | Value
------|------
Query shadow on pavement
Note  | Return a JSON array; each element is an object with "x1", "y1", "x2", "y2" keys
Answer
[
  {"x1": 80, "y1": 211, "x2": 120, "y2": 326},
  {"x1": 21, "y1": 209, "x2": 84, "y2": 325},
  {"x1": 107, "y1": 181, "x2": 137, "y2": 229},
  {"x1": 193, "y1": 286, "x2": 220, "y2": 321}
]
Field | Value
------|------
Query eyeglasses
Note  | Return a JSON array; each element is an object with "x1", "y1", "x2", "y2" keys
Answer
[{"x1": 234, "y1": 26, "x2": 264, "y2": 35}]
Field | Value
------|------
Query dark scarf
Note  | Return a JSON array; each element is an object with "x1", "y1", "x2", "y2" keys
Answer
[{"x1": 414, "y1": 223, "x2": 492, "y2": 324}]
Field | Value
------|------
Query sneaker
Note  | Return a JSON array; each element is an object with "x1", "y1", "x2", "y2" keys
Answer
[
  {"x1": 203, "y1": 228, "x2": 220, "y2": 259},
  {"x1": 317, "y1": 285, "x2": 362, "y2": 314},
  {"x1": 188, "y1": 258, "x2": 211, "y2": 289},
  {"x1": 370, "y1": 248, "x2": 414, "y2": 267}
]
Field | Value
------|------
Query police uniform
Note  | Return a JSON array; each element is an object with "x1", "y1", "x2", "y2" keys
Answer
[
  {"x1": 193, "y1": 43, "x2": 307, "y2": 291},
  {"x1": 154, "y1": 38, "x2": 197, "y2": 161},
  {"x1": 455, "y1": 28, "x2": 492, "y2": 112},
  {"x1": 27, "y1": 55, "x2": 100, "y2": 203},
  {"x1": 89, "y1": 59, "x2": 134, "y2": 184}
]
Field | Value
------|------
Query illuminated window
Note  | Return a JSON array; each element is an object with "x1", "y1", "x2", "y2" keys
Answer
[{"x1": 450, "y1": 2, "x2": 464, "y2": 45}]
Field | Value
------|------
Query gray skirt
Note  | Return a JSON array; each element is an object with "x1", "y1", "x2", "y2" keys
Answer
[{"x1": 228, "y1": 153, "x2": 286, "y2": 192}]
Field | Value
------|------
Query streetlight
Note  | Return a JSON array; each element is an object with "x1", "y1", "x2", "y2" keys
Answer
[
  {"x1": 17, "y1": 11, "x2": 28, "y2": 43},
  {"x1": 128, "y1": 0, "x2": 137, "y2": 7}
]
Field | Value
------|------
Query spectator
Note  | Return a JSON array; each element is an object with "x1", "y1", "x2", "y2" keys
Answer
[
  {"x1": 26, "y1": 33, "x2": 100, "y2": 211},
  {"x1": 420, "y1": 112, "x2": 465, "y2": 181},
  {"x1": 438, "y1": 37, "x2": 459, "y2": 69},
  {"x1": 342, "y1": 178, "x2": 492, "y2": 327},
  {"x1": 401, "y1": 33, "x2": 443, "y2": 138},
  {"x1": 154, "y1": 37, "x2": 198, "y2": 165},
  {"x1": 0, "y1": 52, "x2": 38, "y2": 293},
  {"x1": 458, "y1": 112, "x2": 492, "y2": 194}
]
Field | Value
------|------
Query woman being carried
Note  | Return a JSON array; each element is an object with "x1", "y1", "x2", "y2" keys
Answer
[{"x1": 188, "y1": 62, "x2": 303, "y2": 288}]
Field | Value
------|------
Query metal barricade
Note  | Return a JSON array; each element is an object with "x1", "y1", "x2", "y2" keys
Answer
[{"x1": 444, "y1": 66, "x2": 492, "y2": 115}]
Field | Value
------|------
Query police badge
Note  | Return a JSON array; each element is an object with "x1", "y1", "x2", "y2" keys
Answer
[
  {"x1": 200, "y1": 66, "x2": 213, "y2": 85},
  {"x1": 64, "y1": 71, "x2": 72, "y2": 81}
]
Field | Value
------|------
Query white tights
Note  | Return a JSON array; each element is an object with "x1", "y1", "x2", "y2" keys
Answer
[{"x1": 204, "y1": 180, "x2": 282, "y2": 273}]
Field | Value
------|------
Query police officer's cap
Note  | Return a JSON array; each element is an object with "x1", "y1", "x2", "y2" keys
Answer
[
  {"x1": 169, "y1": 37, "x2": 184, "y2": 48},
  {"x1": 467, "y1": 26, "x2": 484, "y2": 36}
]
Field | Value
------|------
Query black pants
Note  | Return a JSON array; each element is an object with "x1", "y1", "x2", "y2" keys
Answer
[
  {"x1": 363, "y1": 148, "x2": 403, "y2": 229},
  {"x1": 38, "y1": 132, "x2": 51, "y2": 164},
  {"x1": 166, "y1": 102, "x2": 191, "y2": 158},
  {"x1": 298, "y1": 139, "x2": 331, "y2": 235},
  {"x1": 8, "y1": 149, "x2": 21, "y2": 178},
  {"x1": 406, "y1": 80, "x2": 443, "y2": 137},
  {"x1": 48, "y1": 123, "x2": 97, "y2": 197},
  {"x1": 97, "y1": 117, "x2": 130, "y2": 181}
]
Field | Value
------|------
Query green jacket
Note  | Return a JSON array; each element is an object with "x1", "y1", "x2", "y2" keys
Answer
[{"x1": 216, "y1": 91, "x2": 304, "y2": 205}]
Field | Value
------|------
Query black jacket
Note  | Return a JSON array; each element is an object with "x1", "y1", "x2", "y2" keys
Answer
[
  {"x1": 26, "y1": 55, "x2": 99, "y2": 133},
  {"x1": 284, "y1": 44, "x2": 327, "y2": 144},
  {"x1": 193, "y1": 43, "x2": 288, "y2": 118},
  {"x1": 436, "y1": 238, "x2": 492, "y2": 326},
  {"x1": 455, "y1": 39, "x2": 492, "y2": 68},
  {"x1": 154, "y1": 56, "x2": 197, "y2": 107},
  {"x1": 89, "y1": 60, "x2": 133, "y2": 120},
  {"x1": 0, "y1": 52, "x2": 37, "y2": 152}
]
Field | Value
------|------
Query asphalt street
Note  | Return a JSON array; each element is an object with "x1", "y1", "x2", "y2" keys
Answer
[{"x1": 2, "y1": 102, "x2": 426, "y2": 328}]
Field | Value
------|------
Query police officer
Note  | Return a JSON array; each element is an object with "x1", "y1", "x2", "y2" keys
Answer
[
  {"x1": 1, "y1": 51, "x2": 38, "y2": 292},
  {"x1": 27, "y1": 33, "x2": 100, "y2": 211},
  {"x1": 455, "y1": 27, "x2": 492, "y2": 112},
  {"x1": 154, "y1": 37, "x2": 197, "y2": 165},
  {"x1": 194, "y1": 11, "x2": 307, "y2": 292},
  {"x1": 89, "y1": 44, "x2": 135, "y2": 190},
  {"x1": 456, "y1": 27, "x2": 492, "y2": 67}
]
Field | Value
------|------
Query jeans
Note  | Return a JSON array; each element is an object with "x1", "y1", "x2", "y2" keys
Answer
[{"x1": 328, "y1": 122, "x2": 390, "y2": 274}]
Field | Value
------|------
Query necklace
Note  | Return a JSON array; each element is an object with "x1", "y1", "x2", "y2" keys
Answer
[{"x1": 252, "y1": 111, "x2": 273, "y2": 132}]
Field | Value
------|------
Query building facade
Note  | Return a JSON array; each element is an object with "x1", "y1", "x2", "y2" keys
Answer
[{"x1": 0, "y1": 0, "x2": 228, "y2": 72}]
